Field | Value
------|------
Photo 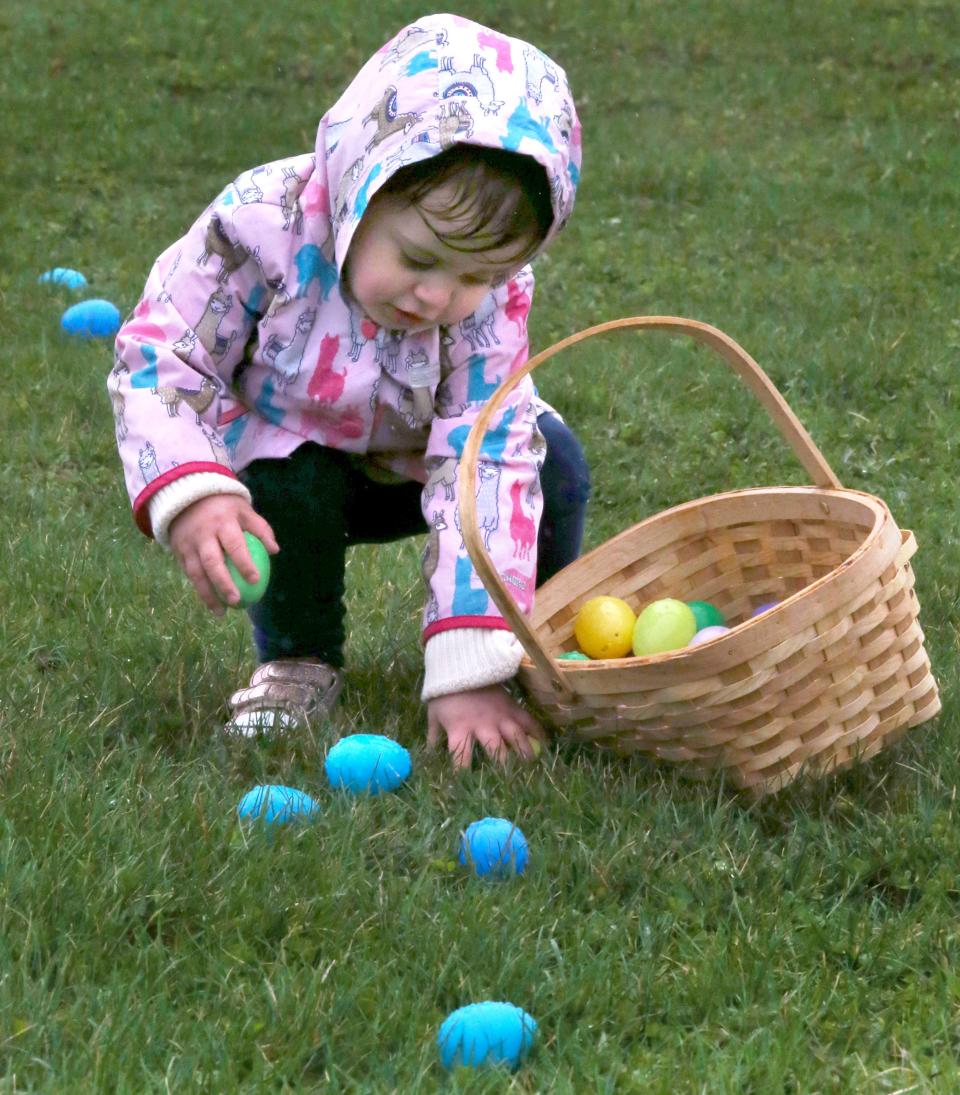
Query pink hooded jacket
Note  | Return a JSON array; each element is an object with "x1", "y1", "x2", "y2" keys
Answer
[{"x1": 110, "y1": 13, "x2": 580, "y2": 669}]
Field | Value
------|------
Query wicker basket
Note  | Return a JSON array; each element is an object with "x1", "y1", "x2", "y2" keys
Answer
[{"x1": 459, "y1": 317, "x2": 940, "y2": 795}]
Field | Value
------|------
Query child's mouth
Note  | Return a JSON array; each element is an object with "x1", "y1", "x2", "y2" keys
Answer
[{"x1": 392, "y1": 306, "x2": 426, "y2": 326}]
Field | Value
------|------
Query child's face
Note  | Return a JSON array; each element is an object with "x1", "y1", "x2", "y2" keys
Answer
[{"x1": 343, "y1": 183, "x2": 526, "y2": 331}]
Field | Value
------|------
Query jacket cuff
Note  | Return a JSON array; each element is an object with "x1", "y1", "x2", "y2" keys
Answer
[
  {"x1": 421, "y1": 628, "x2": 524, "y2": 701},
  {"x1": 149, "y1": 472, "x2": 252, "y2": 547}
]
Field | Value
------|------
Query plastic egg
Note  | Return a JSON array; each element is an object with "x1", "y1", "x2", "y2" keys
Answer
[
  {"x1": 39, "y1": 267, "x2": 88, "y2": 290},
  {"x1": 687, "y1": 600, "x2": 725, "y2": 630},
  {"x1": 438, "y1": 1001, "x2": 537, "y2": 1070},
  {"x1": 237, "y1": 784, "x2": 320, "y2": 826},
  {"x1": 688, "y1": 625, "x2": 732, "y2": 647},
  {"x1": 557, "y1": 650, "x2": 590, "y2": 661},
  {"x1": 324, "y1": 733, "x2": 411, "y2": 795},
  {"x1": 751, "y1": 600, "x2": 779, "y2": 617},
  {"x1": 60, "y1": 298, "x2": 121, "y2": 338},
  {"x1": 224, "y1": 532, "x2": 271, "y2": 607},
  {"x1": 573, "y1": 595, "x2": 636, "y2": 659},
  {"x1": 458, "y1": 817, "x2": 529, "y2": 879},
  {"x1": 632, "y1": 598, "x2": 697, "y2": 656}
]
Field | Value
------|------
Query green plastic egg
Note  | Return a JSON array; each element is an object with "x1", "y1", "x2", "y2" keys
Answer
[
  {"x1": 687, "y1": 600, "x2": 725, "y2": 630},
  {"x1": 225, "y1": 532, "x2": 271, "y2": 607},
  {"x1": 632, "y1": 598, "x2": 697, "y2": 656}
]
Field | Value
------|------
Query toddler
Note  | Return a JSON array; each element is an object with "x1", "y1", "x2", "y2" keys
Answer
[{"x1": 110, "y1": 13, "x2": 588, "y2": 766}]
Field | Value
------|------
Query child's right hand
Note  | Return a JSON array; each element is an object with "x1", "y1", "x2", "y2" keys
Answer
[{"x1": 167, "y1": 494, "x2": 279, "y2": 615}]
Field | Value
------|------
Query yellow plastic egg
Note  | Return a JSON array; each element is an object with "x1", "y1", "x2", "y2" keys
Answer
[{"x1": 573, "y1": 596, "x2": 637, "y2": 659}]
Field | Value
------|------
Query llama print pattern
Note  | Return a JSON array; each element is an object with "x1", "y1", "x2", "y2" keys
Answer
[
  {"x1": 459, "y1": 294, "x2": 501, "y2": 352},
  {"x1": 307, "y1": 334, "x2": 346, "y2": 403},
  {"x1": 198, "y1": 216, "x2": 252, "y2": 283},
  {"x1": 138, "y1": 442, "x2": 160, "y2": 485},
  {"x1": 152, "y1": 375, "x2": 219, "y2": 423},
  {"x1": 363, "y1": 86, "x2": 421, "y2": 151},
  {"x1": 523, "y1": 47, "x2": 558, "y2": 103},
  {"x1": 280, "y1": 166, "x2": 307, "y2": 234},
  {"x1": 439, "y1": 55, "x2": 504, "y2": 115},
  {"x1": 194, "y1": 290, "x2": 236, "y2": 358},
  {"x1": 379, "y1": 24, "x2": 449, "y2": 69},
  {"x1": 110, "y1": 361, "x2": 129, "y2": 441},
  {"x1": 293, "y1": 243, "x2": 338, "y2": 300},
  {"x1": 421, "y1": 508, "x2": 448, "y2": 625},
  {"x1": 509, "y1": 479, "x2": 536, "y2": 559},
  {"x1": 452, "y1": 554, "x2": 489, "y2": 616},
  {"x1": 262, "y1": 308, "x2": 316, "y2": 387},
  {"x1": 237, "y1": 165, "x2": 270, "y2": 204},
  {"x1": 424, "y1": 456, "x2": 458, "y2": 503},
  {"x1": 473, "y1": 461, "x2": 501, "y2": 550}
]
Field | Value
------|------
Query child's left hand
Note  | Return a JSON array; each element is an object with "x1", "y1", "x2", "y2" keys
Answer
[{"x1": 426, "y1": 685, "x2": 547, "y2": 768}]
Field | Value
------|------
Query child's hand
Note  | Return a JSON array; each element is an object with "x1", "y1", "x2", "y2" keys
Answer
[
  {"x1": 167, "y1": 494, "x2": 279, "y2": 615},
  {"x1": 426, "y1": 685, "x2": 546, "y2": 768}
]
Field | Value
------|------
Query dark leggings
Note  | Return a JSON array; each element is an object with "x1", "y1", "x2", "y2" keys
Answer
[{"x1": 240, "y1": 412, "x2": 591, "y2": 666}]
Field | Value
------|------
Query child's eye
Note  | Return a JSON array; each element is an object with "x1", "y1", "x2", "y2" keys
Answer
[
  {"x1": 461, "y1": 273, "x2": 494, "y2": 288},
  {"x1": 403, "y1": 254, "x2": 436, "y2": 271}
]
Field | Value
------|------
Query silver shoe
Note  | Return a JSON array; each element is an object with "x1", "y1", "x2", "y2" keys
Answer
[{"x1": 224, "y1": 659, "x2": 344, "y2": 738}]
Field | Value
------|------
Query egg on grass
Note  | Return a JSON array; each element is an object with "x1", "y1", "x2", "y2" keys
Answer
[
  {"x1": 458, "y1": 817, "x2": 529, "y2": 879},
  {"x1": 324, "y1": 733, "x2": 412, "y2": 795},
  {"x1": 437, "y1": 1001, "x2": 537, "y2": 1070}
]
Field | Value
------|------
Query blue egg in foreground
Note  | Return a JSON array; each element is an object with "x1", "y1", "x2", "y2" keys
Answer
[
  {"x1": 458, "y1": 817, "x2": 529, "y2": 879},
  {"x1": 61, "y1": 298, "x2": 122, "y2": 338},
  {"x1": 39, "y1": 267, "x2": 88, "y2": 290},
  {"x1": 438, "y1": 1001, "x2": 537, "y2": 1070},
  {"x1": 324, "y1": 733, "x2": 412, "y2": 795},
  {"x1": 237, "y1": 784, "x2": 320, "y2": 826}
]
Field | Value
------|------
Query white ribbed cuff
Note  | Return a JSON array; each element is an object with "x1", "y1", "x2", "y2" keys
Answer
[
  {"x1": 149, "y1": 472, "x2": 252, "y2": 546},
  {"x1": 421, "y1": 628, "x2": 524, "y2": 701}
]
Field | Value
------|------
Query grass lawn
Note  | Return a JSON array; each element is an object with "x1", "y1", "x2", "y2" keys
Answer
[{"x1": 3, "y1": 0, "x2": 960, "y2": 1089}]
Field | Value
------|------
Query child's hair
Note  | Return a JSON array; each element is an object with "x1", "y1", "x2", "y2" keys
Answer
[{"x1": 378, "y1": 144, "x2": 554, "y2": 267}]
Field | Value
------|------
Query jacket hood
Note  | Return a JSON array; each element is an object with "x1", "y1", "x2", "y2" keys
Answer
[{"x1": 314, "y1": 13, "x2": 582, "y2": 272}]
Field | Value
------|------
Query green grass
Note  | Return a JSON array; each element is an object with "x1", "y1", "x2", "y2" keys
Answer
[{"x1": 3, "y1": 0, "x2": 960, "y2": 1089}]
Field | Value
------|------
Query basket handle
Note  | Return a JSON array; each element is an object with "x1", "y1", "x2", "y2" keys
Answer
[{"x1": 457, "y1": 316, "x2": 843, "y2": 698}]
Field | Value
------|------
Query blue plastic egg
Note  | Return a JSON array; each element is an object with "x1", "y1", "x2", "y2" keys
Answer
[
  {"x1": 60, "y1": 298, "x2": 121, "y2": 338},
  {"x1": 438, "y1": 1001, "x2": 537, "y2": 1070},
  {"x1": 324, "y1": 733, "x2": 412, "y2": 795},
  {"x1": 458, "y1": 817, "x2": 529, "y2": 879},
  {"x1": 236, "y1": 784, "x2": 320, "y2": 826},
  {"x1": 39, "y1": 267, "x2": 88, "y2": 290}
]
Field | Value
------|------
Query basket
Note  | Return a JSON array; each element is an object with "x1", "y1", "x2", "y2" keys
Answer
[{"x1": 459, "y1": 317, "x2": 941, "y2": 795}]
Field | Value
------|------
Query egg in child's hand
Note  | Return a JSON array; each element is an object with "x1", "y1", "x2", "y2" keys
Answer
[
  {"x1": 573, "y1": 596, "x2": 636, "y2": 659},
  {"x1": 224, "y1": 532, "x2": 271, "y2": 607},
  {"x1": 632, "y1": 598, "x2": 697, "y2": 656}
]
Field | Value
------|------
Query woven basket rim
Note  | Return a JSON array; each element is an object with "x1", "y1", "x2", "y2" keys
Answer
[{"x1": 522, "y1": 484, "x2": 898, "y2": 673}]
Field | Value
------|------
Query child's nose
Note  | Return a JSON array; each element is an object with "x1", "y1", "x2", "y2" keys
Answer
[{"x1": 414, "y1": 275, "x2": 454, "y2": 315}]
